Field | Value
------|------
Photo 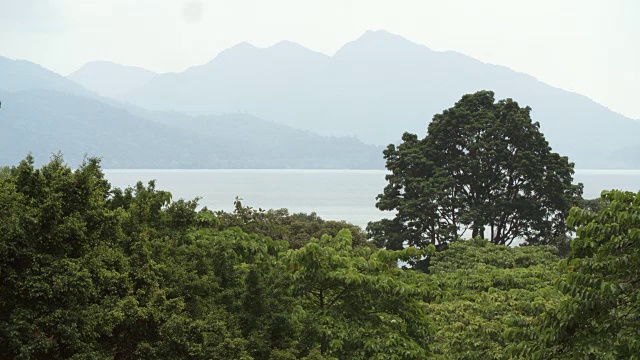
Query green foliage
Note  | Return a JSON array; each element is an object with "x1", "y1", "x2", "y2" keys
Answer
[
  {"x1": 526, "y1": 190, "x2": 640, "y2": 359},
  {"x1": 215, "y1": 198, "x2": 370, "y2": 249},
  {"x1": 369, "y1": 90, "x2": 582, "y2": 250},
  {"x1": 0, "y1": 155, "x2": 294, "y2": 359},
  {"x1": 425, "y1": 239, "x2": 562, "y2": 359},
  {"x1": 0, "y1": 166, "x2": 10, "y2": 181},
  {"x1": 0, "y1": 154, "x2": 130, "y2": 358},
  {"x1": 5, "y1": 152, "x2": 635, "y2": 360},
  {"x1": 145, "y1": 227, "x2": 293, "y2": 360},
  {"x1": 1, "y1": 155, "x2": 438, "y2": 359},
  {"x1": 286, "y1": 230, "x2": 434, "y2": 359},
  {"x1": 575, "y1": 196, "x2": 610, "y2": 214}
]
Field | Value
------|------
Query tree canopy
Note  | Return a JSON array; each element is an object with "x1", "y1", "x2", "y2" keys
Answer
[
  {"x1": 425, "y1": 239, "x2": 562, "y2": 359},
  {"x1": 0, "y1": 155, "x2": 432, "y2": 359},
  {"x1": 524, "y1": 190, "x2": 640, "y2": 359},
  {"x1": 213, "y1": 198, "x2": 370, "y2": 249},
  {"x1": 369, "y1": 90, "x2": 583, "y2": 250},
  {"x1": 286, "y1": 230, "x2": 432, "y2": 359}
]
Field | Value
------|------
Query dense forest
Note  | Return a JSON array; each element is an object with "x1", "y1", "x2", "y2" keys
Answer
[{"x1": 1, "y1": 92, "x2": 638, "y2": 359}]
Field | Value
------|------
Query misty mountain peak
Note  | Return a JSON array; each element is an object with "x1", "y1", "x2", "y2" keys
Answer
[
  {"x1": 227, "y1": 41, "x2": 259, "y2": 52},
  {"x1": 71, "y1": 61, "x2": 157, "y2": 76},
  {"x1": 217, "y1": 41, "x2": 260, "y2": 58},
  {"x1": 0, "y1": 55, "x2": 91, "y2": 96},
  {"x1": 202, "y1": 41, "x2": 260, "y2": 67},
  {"x1": 188, "y1": 39, "x2": 328, "y2": 76},
  {"x1": 68, "y1": 61, "x2": 157, "y2": 98},
  {"x1": 360, "y1": 29, "x2": 408, "y2": 41},
  {"x1": 333, "y1": 29, "x2": 433, "y2": 62},
  {"x1": 264, "y1": 40, "x2": 330, "y2": 62},
  {"x1": 269, "y1": 40, "x2": 306, "y2": 50}
]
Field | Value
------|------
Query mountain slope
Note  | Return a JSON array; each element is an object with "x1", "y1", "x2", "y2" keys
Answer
[
  {"x1": 121, "y1": 30, "x2": 640, "y2": 168},
  {"x1": 0, "y1": 55, "x2": 92, "y2": 96},
  {"x1": 0, "y1": 89, "x2": 383, "y2": 169},
  {"x1": 68, "y1": 61, "x2": 158, "y2": 98},
  {"x1": 123, "y1": 41, "x2": 332, "y2": 115}
]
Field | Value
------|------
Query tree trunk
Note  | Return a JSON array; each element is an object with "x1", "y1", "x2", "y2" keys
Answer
[
  {"x1": 472, "y1": 223, "x2": 485, "y2": 239},
  {"x1": 319, "y1": 289, "x2": 327, "y2": 355}
]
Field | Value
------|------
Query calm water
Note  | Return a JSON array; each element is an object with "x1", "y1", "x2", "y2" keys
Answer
[{"x1": 103, "y1": 169, "x2": 640, "y2": 229}]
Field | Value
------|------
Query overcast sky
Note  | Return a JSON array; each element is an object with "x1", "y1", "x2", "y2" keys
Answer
[{"x1": 1, "y1": 0, "x2": 638, "y2": 119}]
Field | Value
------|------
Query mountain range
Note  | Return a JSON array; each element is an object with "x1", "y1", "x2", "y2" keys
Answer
[
  {"x1": 80, "y1": 30, "x2": 639, "y2": 169},
  {"x1": 1, "y1": 30, "x2": 639, "y2": 169},
  {"x1": 0, "y1": 57, "x2": 382, "y2": 169}
]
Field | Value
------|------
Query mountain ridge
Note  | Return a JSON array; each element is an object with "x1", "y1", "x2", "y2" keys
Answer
[
  {"x1": 1, "y1": 55, "x2": 93, "y2": 97},
  {"x1": 94, "y1": 30, "x2": 639, "y2": 168},
  {"x1": 0, "y1": 57, "x2": 384, "y2": 169},
  {"x1": 4, "y1": 30, "x2": 639, "y2": 168},
  {"x1": 68, "y1": 61, "x2": 158, "y2": 98},
  {"x1": 66, "y1": 30, "x2": 635, "y2": 123}
]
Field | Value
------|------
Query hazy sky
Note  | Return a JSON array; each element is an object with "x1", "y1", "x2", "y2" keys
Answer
[{"x1": 1, "y1": 0, "x2": 639, "y2": 119}]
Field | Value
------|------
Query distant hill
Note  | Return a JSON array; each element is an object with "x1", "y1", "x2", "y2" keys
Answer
[
  {"x1": 0, "y1": 55, "x2": 92, "y2": 96},
  {"x1": 0, "y1": 54, "x2": 382, "y2": 169},
  {"x1": 68, "y1": 61, "x2": 158, "y2": 98},
  {"x1": 116, "y1": 30, "x2": 640, "y2": 169},
  {"x1": 0, "y1": 89, "x2": 383, "y2": 169}
]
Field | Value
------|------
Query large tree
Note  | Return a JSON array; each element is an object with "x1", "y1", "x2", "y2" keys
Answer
[
  {"x1": 369, "y1": 91, "x2": 582, "y2": 249},
  {"x1": 285, "y1": 229, "x2": 432, "y2": 359}
]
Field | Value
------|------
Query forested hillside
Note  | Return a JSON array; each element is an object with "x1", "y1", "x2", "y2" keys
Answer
[{"x1": 0, "y1": 89, "x2": 383, "y2": 169}]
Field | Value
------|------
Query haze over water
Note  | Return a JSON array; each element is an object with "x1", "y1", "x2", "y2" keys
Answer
[{"x1": 103, "y1": 169, "x2": 640, "y2": 229}]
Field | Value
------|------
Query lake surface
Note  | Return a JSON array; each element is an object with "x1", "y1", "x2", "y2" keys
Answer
[{"x1": 103, "y1": 169, "x2": 640, "y2": 229}]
